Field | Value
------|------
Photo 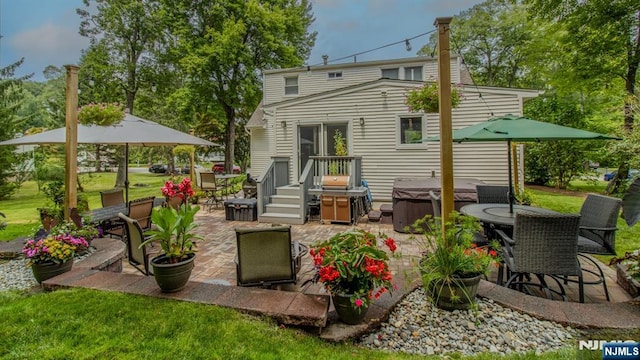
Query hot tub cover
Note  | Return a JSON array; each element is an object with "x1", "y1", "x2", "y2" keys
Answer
[{"x1": 392, "y1": 177, "x2": 485, "y2": 202}]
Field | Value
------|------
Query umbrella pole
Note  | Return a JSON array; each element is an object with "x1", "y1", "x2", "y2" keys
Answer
[
  {"x1": 508, "y1": 140, "x2": 514, "y2": 213},
  {"x1": 125, "y1": 144, "x2": 129, "y2": 203}
]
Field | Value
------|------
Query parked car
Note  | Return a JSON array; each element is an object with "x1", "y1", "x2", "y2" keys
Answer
[
  {"x1": 604, "y1": 169, "x2": 639, "y2": 181},
  {"x1": 148, "y1": 164, "x2": 168, "y2": 174},
  {"x1": 212, "y1": 163, "x2": 241, "y2": 174}
]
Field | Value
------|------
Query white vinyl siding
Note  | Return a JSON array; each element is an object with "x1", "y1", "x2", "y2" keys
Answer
[
  {"x1": 263, "y1": 57, "x2": 462, "y2": 105},
  {"x1": 269, "y1": 83, "x2": 536, "y2": 200}
]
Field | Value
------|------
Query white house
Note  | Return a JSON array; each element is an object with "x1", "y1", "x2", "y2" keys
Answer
[{"x1": 246, "y1": 56, "x2": 540, "y2": 224}]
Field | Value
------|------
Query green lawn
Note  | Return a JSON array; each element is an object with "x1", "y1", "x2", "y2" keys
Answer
[
  {"x1": 0, "y1": 172, "x2": 172, "y2": 241},
  {"x1": 0, "y1": 288, "x2": 583, "y2": 360}
]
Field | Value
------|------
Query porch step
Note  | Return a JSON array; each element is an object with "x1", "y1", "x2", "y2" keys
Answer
[
  {"x1": 265, "y1": 203, "x2": 300, "y2": 215},
  {"x1": 274, "y1": 185, "x2": 300, "y2": 197},
  {"x1": 259, "y1": 212, "x2": 305, "y2": 225},
  {"x1": 270, "y1": 194, "x2": 300, "y2": 205}
]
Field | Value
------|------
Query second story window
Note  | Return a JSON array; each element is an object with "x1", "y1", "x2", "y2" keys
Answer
[
  {"x1": 405, "y1": 66, "x2": 423, "y2": 81},
  {"x1": 381, "y1": 68, "x2": 399, "y2": 79},
  {"x1": 328, "y1": 71, "x2": 343, "y2": 79},
  {"x1": 285, "y1": 76, "x2": 298, "y2": 95}
]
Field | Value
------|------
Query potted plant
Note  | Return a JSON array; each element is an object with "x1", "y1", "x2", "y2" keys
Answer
[
  {"x1": 413, "y1": 212, "x2": 499, "y2": 310},
  {"x1": 141, "y1": 177, "x2": 203, "y2": 292},
  {"x1": 49, "y1": 220, "x2": 101, "y2": 248},
  {"x1": 310, "y1": 229, "x2": 398, "y2": 324},
  {"x1": 609, "y1": 250, "x2": 640, "y2": 298},
  {"x1": 404, "y1": 80, "x2": 464, "y2": 113},
  {"x1": 22, "y1": 232, "x2": 89, "y2": 283}
]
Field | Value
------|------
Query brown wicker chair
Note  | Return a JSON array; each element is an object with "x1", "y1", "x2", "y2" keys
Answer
[
  {"x1": 234, "y1": 225, "x2": 307, "y2": 287},
  {"x1": 496, "y1": 213, "x2": 584, "y2": 303},
  {"x1": 100, "y1": 188, "x2": 125, "y2": 207},
  {"x1": 200, "y1": 172, "x2": 223, "y2": 211}
]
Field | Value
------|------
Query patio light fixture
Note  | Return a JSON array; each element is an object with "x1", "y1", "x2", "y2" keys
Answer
[
  {"x1": 281, "y1": 120, "x2": 287, "y2": 128},
  {"x1": 405, "y1": 39, "x2": 412, "y2": 52},
  {"x1": 359, "y1": 117, "x2": 365, "y2": 126}
]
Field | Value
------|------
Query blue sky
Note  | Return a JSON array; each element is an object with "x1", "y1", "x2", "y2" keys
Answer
[{"x1": 0, "y1": 0, "x2": 483, "y2": 82}]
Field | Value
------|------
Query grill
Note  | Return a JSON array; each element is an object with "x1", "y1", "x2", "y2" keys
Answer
[{"x1": 321, "y1": 175, "x2": 351, "y2": 190}]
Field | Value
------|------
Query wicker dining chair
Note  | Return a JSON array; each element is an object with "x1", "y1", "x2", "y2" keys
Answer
[
  {"x1": 200, "y1": 172, "x2": 222, "y2": 211},
  {"x1": 574, "y1": 193, "x2": 622, "y2": 301},
  {"x1": 476, "y1": 185, "x2": 510, "y2": 204},
  {"x1": 496, "y1": 213, "x2": 584, "y2": 303},
  {"x1": 234, "y1": 225, "x2": 308, "y2": 287}
]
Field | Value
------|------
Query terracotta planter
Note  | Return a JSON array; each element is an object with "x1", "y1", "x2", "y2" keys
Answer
[
  {"x1": 424, "y1": 273, "x2": 482, "y2": 311},
  {"x1": 332, "y1": 293, "x2": 369, "y2": 325},
  {"x1": 31, "y1": 259, "x2": 74, "y2": 284},
  {"x1": 166, "y1": 196, "x2": 185, "y2": 210},
  {"x1": 150, "y1": 253, "x2": 195, "y2": 293}
]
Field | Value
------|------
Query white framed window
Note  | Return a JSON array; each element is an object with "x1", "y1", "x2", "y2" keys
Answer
[
  {"x1": 398, "y1": 115, "x2": 426, "y2": 147},
  {"x1": 381, "y1": 68, "x2": 399, "y2": 79},
  {"x1": 284, "y1": 76, "x2": 298, "y2": 95},
  {"x1": 405, "y1": 66, "x2": 423, "y2": 81},
  {"x1": 328, "y1": 71, "x2": 343, "y2": 79}
]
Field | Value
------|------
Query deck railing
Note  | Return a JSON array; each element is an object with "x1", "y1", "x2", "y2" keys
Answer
[
  {"x1": 256, "y1": 156, "x2": 289, "y2": 215},
  {"x1": 308, "y1": 156, "x2": 362, "y2": 188}
]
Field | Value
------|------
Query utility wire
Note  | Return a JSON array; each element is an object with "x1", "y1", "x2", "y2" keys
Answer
[{"x1": 308, "y1": 29, "x2": 437, "y2": 68}]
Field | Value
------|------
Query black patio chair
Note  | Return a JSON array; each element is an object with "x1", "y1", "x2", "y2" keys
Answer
[
  {"x1": 234, "y1": 225, "x2": 308, "y2": 287},
  {"x1": 574, "y1": 193, "x2": 622, "y2": 301},
  {"x1": 496, "y1": 213, "x2": 585, "y2": 303},
  {"x1": 475, "y1": 185, "x2": 510, "y2": 204}
]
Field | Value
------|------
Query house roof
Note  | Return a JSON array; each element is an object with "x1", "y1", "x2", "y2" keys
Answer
[
  {"x1": 262, "y1": 55, "x2": 454, "y2": 75},
  {"x1": 246, "y1": 100, "x2": 264, "y2": 127}
]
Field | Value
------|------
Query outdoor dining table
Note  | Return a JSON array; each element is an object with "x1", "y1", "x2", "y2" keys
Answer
[
  {"x1": 84, "y1": 197, "x2": 166, "y2": 225},
  {"x1": 459, "y1": 203, "x2": 561, "y2": 227}
]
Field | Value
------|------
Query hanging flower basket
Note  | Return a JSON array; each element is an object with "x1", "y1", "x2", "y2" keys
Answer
[
  {"x1": 405, "y1": 82, "x2": 464, "y2": 113},
  {"x1": 78, "y1": 102, "x2": 125, "y2": 125}
]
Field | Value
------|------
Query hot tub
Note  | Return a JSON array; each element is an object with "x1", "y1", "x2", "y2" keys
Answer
[{"x1": 392, "y1": 177, "x2": 485, "y2": 233}]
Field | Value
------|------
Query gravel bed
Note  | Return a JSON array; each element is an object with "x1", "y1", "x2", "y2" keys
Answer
[
  {"x1": 358, "y1": 287, "x2": 580, "y2": 356},
  {"x1": 0, "y1": 248, "x2": 96, "y2": 292}
]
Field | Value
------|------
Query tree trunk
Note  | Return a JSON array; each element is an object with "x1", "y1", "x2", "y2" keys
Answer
[{"x1": 223, "y1": 103, "x2": 236, "y2": 174}]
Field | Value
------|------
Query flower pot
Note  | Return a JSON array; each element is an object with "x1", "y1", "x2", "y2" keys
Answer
[
  {"x1": 31, "y1": 259, "x2": 74, "y2": 284},
  {"x1": 332, "y1": 293, "x2": 369, "y2": 325},
  {"x1": 166, "y1": 196, "x2": 185, "y2": 210},
  {"x1": 425, "y1": 273, "x2": 482, "y2": 311},
  {"x1": 150, "y1": 253, "x2": 195, "y2": 293}
]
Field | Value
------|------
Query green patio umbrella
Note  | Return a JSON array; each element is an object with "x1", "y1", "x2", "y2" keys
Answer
[{"x1": 427, "y1": 114, "x2": 619, "y2": 212}]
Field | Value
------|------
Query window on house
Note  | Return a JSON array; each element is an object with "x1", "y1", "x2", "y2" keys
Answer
[
  {"x1": 399, "y1": 116, "x2": 424, "y2": 144},
  {"x1": 381, "y1": 68, "x2": 399, "y2": 79},
  {"x1": 285, "y1": 76, "x2": 298, "y2": 95},
  {"x1": 405, "y1": 66, "x2": 423, "y2": 81},
  {"x1": 328, "y1": 71, "x2": 343, "y2": 79}
]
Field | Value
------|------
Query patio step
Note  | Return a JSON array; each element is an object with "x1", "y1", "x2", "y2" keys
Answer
[
  {"x1": 270, "y1": 194, "x2": 300, "y2": 205},
  {"x1": 42, "y1": 270, "x2": 330, "y2": 329},
  {"x1": 259, "y1": 212, "x2": 305, "y2": 225},
  {"x1": 274, "y1": 185, "x2": 300, "y2": 197},
  {"x1": 265, "y1": 203, "x2": 300, "y2": 215}
]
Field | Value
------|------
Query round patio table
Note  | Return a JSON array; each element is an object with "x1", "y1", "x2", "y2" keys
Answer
[{"x1": 459, "y1": 203, "x2": 561, "y2": 227}]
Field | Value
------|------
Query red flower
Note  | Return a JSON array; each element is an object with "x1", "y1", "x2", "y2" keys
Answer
[{"x1": 384, "y1": 238, "x2": 397, "y2": 252}]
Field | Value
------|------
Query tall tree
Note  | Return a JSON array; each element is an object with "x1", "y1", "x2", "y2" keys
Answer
[
  {"x1": 0, "y1": 59, "x2": 32, "y2": 199},
  {"x1": 419, "y1": 0, "x2": 536, "y2": 88},
  {"x1": 160, "y1": 0, "x2": 316, "y2": 173},
  {"x1": 527, "y1": 0, "x2": 640, "y2": 191},
  {"x1": 77, "y1": 0, "x2": 162, "y2": 187}
]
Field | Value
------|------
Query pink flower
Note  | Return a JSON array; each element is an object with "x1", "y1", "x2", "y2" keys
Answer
[{"x1": 354, "y1": 298, "x2": 363, "y2": 307}]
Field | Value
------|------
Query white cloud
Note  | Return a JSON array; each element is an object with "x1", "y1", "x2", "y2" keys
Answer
[{"x1": 7, "y1": 22, "x2": 88, "y2": 79}]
